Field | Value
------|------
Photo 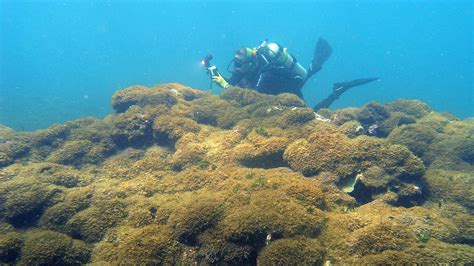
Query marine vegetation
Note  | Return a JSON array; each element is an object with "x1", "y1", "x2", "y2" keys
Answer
[{"x1": 0, "y1": 83, "x2": 473, "y2": 264}]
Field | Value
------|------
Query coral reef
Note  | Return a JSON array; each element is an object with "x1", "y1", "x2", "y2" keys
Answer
[{"x1": 0, "y1": 83, "x2": 473, "y2": 264}]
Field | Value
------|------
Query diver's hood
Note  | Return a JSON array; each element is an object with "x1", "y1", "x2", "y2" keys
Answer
[{"x1": 227, "y1": 51, "x2": 257, "y2": 75}]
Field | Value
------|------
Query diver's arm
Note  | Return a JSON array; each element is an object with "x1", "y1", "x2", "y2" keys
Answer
[
  {"x1": 212, "y1": 72, "x2": 243, "y2": 89},
  {"x1": 212, "y1": 74, "x2": 230, "y2": 89}
]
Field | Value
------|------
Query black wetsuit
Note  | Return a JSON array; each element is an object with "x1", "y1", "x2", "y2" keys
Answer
[
  {"x1": 228, "y1": 66, "x2": 305, "y2": 98},
  {"x1": 226, "y1": 45, "x2": 308, "y2": 98}
]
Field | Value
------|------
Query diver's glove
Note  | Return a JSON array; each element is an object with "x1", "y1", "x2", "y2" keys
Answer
[{"x1": 212, "y1": 74, "x2": 230, "y2": 89}]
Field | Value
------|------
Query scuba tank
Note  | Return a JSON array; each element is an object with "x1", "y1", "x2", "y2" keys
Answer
[{"x1": 256, "y1": 42, "x2": 307, "y2": 81}]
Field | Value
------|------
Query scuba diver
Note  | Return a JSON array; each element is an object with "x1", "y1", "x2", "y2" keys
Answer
[{"x1": 203, "y1": 38, "x2": 379, "y2": 111}]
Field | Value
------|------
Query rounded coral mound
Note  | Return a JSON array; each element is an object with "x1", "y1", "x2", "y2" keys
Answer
[{"x1": 0, "y1": 83, "x2": 473, "y2": 264}]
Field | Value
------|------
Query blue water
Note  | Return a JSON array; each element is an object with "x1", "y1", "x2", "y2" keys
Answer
[{"x1": 1, "y1": 0, "x2": 472, "y2": 131}]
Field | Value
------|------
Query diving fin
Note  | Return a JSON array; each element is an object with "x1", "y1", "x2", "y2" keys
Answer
[
  {"x1": 332, "y1": 77, "x2": 380, "y2": 96},
  {"x1": 307, "y1": 37, "x2": 333, "y2": 78},
  {"x1": 313, "y1": 77, "x2": 380, "y2": 111}
]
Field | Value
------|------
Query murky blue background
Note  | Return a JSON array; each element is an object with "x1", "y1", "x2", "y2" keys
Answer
[{"x1": 1, "y1": 0, "x2": 472, "y2": 131}]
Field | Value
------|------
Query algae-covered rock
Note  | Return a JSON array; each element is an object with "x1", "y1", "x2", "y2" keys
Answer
[
  {"x1": 284, "y1": 127, "x2": 424, "y2": 180},
  {"x1": 191, "y1": 178, "x2": 326, "y2": 264},
  {"x1": 284, "y1": 126, "x2": 425, "y2": 205},
  {"x1": 220, "y1": 190, "x2": 326, "y2": 245},
  {"x1": 30, "y1": 124, "x2": 72, "y2": 147},
  {"x1": 153, "y1": 115, "x2": 200, "y2": 142},
  {"x1": 423, "y1": 169, "x2": 474, "y2": 209},
  {"x1": 188, "y1": 96, "x2": 248, "y2": 129},
  {"x1": 321, "y1": 201, "x2": 474, "y2": 264},
  {"x1": 0, "y1": 139, "x2": 30, "y2": 167},
  {"x1": 0, "y1": 124, "x2": 15, "y2": 137},
  {"x1": 347, "y1": 220, "x2": 411, "y2": 255},
  {"x1": 377, "y1": 111, "x2": 417, "y2": 137},
  {"x1": 386, "y1": 99, "x2": 432, "y2": 118},
  {"x1": 47, "y1": 140, "x2": 106, "y2": 166},
  {"x1": 0, "y1": 223, "x2": 23, "y2": 264},
  {"x1": 168, "y1": 193, "x2": 224, "y2": 245},
  {"x1": 151, "y1": 83, "x2": 207, "y2": 101},
  {"x1": 274, "y1": 93, "x2": 307, "y2": 107},
  {"x1": 278, "y1": 108, "x2": 315, "y2": 128},
  {"x1": 356, "y1": 240, "x2": 474, "y2": 264},
  {"x1": 108, "y1": 105, "x2": 155, "y2": 148},
  {"x1": 338, "y1": 120, "x2": 364, "y2": 138},
  {"x1": 39, "y1": 186, "x2": 93, "y2": 231},
  {"x1": 65, "y1": 199, "x2": 127, "y2": 242},
  {"x1": 1, "y1": 83, "x2": 473, "y2": 264},
  {"x1": 356, "y1": 102, "x2": 390, "y2": 127},
  {"x1": 0, "y1": 179, "x2": 61, "y2": 227},
  {"x1": 388, "y1": 123, "x2": 438, "y2": 158},
  {"x1": 1, "y1": 162, "x2": 93, "y2": 188},
  {"x1": 331, "y1": 108, "x2": 358, "y2": 126},
  {"x1": 111, "y1": 84, "x2": 178, "y2": 113},
  {"x1": 221, "y1": 87, "x2": 305, "y2": 109},
  {"x1": 170, "y1": 134, "x2": 208, "y2": 171},
  {"x1": 423, "y1": 119, "x2": 474, "y2": 171},
  {"x1": 0, "y1": 233, "x2": 22, "y2": 263},
  {"x1": 220, "y1": 86, "x2": 268, "y2": 106},
  {"x1": 233, "y1": 130, "x2": 289, "y2": 168},
  {"x1": 257, "y1": 237, "x2": 324, "y2": 265},
  {"x1": 92, "y1": 225, "x2": 181, "y2": 264},
  {"x1": 18, "y1": 229, "x2": 91, "y2": 265},
  {"x1": 196, "y1": 230, "x2": 254, "y2": 264}
]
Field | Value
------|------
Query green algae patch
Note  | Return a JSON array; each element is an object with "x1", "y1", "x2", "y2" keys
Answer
[
  {"x1": 424, "y1": 169, "x2": 474, "y2": 209},
  {"x1": 0, "y1": 224, "x2": 23, "y2": 264},
  {"x1": 0, "y1": 139, "x2": 30, "y2": 167},
  {"x1": 19, "y1": 229, "x2": 91, "y2": 265},
  {"x1": 188, "y1": 96, "x2": 248, "y2": 129},
  {"x1": 153, "y1": 115, "x2": 201, "y2": 142},
  {"x1": 278, "y1": 107, "x2": 315, "y2": 128},
  {"x1": 167, "y1": 193, "x2": 224, "y2": 245},
  {"x1": 386, "y1": 99, "x2": 432, "y2": 118},
  {"x1": 111, "y1": 84, "x2": 178, "y2": 113},
  {"x1": 233, "y1": 130, "x2": 289, "y2": 168},
  {"x1": 220, "y1": 86, "x2": 268, "y2": 106},
  {"x1": 65, "y1": 198, "x2": 127, "y2": 243},
  {"x1": 0, "y1": 83, "x2": 473, "y2": 264},
  {"x1": 0, "y1": 178, "x2": 62, "y2": 227},
  {"x1": 284, "y1": 127, "x2": 424, "y2": 180},
  {"x1": 257, "y1": 237, "x2": 324, "y2": 265},
  {"x1": 39, "y1": 186, "x2": 93, "y2": 231},
  {"x1": 388, "y1": 123, "x2": 438, "y2": 157},
  {"x1": 219, "y1": 190, "x2": 326, "y2": 244},
  {"x1": 92, "y1": 225, "x2": 181, "y2": 265},
  {"x1": 320, "y1": 201, "x2": 474, "y2": 264}
]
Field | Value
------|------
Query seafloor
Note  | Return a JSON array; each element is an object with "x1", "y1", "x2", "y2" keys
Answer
[{"x1": 0, "y1": 83, "x2": 473, "y2": 264}]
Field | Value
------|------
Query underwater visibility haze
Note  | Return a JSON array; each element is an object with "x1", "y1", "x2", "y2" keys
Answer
[
  {"x1": 0, "y1": 0, "x2": 473, "y2": 265},
  {"x1": 0, "y1": 0, "x2": 472, "y2": 130}
]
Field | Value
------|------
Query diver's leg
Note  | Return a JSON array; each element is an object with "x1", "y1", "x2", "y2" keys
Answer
[
  {"x1": 254, "y1": 73, "x2": 276, "y2": 95},
  {"x1": 286, "y1": 77, "x2": 305, "y2": 98},
  {"x1": 268, "y1": 75, "x2": 305, "y2": 98},
  {"x1": 313, "y1": 78, "x2": 380, "y2": 112}
]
